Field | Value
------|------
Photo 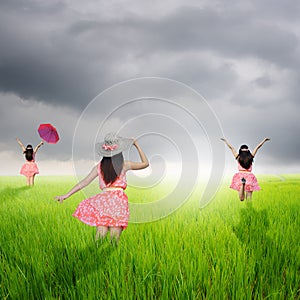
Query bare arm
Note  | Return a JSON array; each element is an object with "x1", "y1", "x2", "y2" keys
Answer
[
  {"x1": 221, "y1": 138, "x2": 238, "y2": 158},
  {"x1": 16, "y1": 138, "x2": 26, "y2": 152},
  {"x1": 34, "y1": 141, "x2": 44, "y2": 153},
  {"x1": 124, "y1": 140, "x2": 149, "y2": 171},
  {"x1": 251, "y1": 138, "x2": 270, "y2": 157},
  {"x1": 55, "y1": 165, "x2": 98, "y2": 203}
]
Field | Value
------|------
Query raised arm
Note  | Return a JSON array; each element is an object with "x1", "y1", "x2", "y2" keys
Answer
[
  {"x1": 251, "y1": 138, "x2": 270, "y2": 157},
  {"x1": 55, "y1": 165, "x2": 98, "y2": 203},
  {"x1": 124, "y1": 140, "x2": 149, "y2": 171},
  {"x1": 221, "y1": 138, "x2": 238, "y2": 158},
  {"x1": 16, "y1": 138, "x2": 26, "y2": 152},
  {"x1": 34, "y1": 141, "x2": 44, "y2": 153}
]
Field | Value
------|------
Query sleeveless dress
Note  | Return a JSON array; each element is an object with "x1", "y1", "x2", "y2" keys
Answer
[
  {"x1": 72, "y1": 163, "x2": 129, "y2": 229},
  {"x1": 230, "y1": 162, "x2": 260, "y2": 192},
  {"x1": 20, "y1": 154, "x2": 39, "y2": 177}
]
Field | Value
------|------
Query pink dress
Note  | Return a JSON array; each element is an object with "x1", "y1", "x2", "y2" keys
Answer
[
  {"x1": 72, "y1": 163, "x2": 129, "y2": 229},
  {"x1": 20, "y1": 154, "x2": 39, "y2": 177},
  {"x1": 230, "y1": 162, "x2": 260, "y2": 192}
]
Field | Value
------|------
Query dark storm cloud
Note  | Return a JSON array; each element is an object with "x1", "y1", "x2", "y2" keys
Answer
[
  {"x1": 1, "y1": 1, "x2": 299, "y2": 110},
  {"x1": 65, "y1": 5, "x2": 300, "y2": 70},
  {"x1": 249, "y1": 0, "x2": 300, "y2": 21},
  {"x1": 149, "y1": 7, "x2": 299, "y2": 71},
  {"x1": 252, "y1": 75, "x2": 274, "y2": 88},
  {"x1": 0, "y1": 1, "x2": 111, "y2": 108},
  {"x1": 0, "y1": 0, "x2": 299, "y2": 173}
]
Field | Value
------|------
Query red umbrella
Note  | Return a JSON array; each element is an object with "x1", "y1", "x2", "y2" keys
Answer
[{"x1": 38, "y1": 123, "x2": 59, "y2": 144}]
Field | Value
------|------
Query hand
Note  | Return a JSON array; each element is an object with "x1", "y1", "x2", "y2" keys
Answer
[
  {"x1": 133, "y1": 139, "x2": 139, "y2": 147},
  {"x1": 55, "y1": 195, "x2": 67, "y2": 204},
  {"x1": 220, "y1": 138, "x2": 227, "y2": 143}
]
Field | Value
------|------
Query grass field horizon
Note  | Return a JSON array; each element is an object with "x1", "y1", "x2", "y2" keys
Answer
[{"x1": 1, "y1": 174, "x2": 299, "y2": 299}]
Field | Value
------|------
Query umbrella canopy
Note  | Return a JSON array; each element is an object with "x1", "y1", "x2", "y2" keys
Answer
[{"x1": 38, "y1": 123, "x2": 59, "y2": 144}]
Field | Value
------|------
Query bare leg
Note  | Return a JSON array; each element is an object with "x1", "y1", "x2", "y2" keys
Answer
[
  {"x1": 32, "y1": 174, "x2": 36, "y2": 186},
  {"x1": 29, "y1": 175, "x2": 35, "y2": 186},
  {"x1": 109, "y1": 227, "x2": 123, "y2": 245},
  {"x1": 96, "y1": 226, "x2": 108, "y2": 242},
  {"x1": 239, "y1": 178, "x2": 246, "y2": 201},
  {"x1": 26, "y1": 176, "x2": 30, "y2": 186},
  {"x1": 246, "y1": 191, "x2": 252, "y2": 201}
]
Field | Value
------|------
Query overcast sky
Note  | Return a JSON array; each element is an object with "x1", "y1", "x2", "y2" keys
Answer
[{"x1": 1, "y1": 0, "x2": 299, "y2": 180}]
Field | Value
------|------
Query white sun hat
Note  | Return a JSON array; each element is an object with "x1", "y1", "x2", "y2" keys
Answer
[{"x1": 96, "y1": 132, "x2": 133, "y2": 157}]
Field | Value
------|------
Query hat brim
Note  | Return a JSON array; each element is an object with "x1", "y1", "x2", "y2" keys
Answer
[{"x1": 96, "y1": 138, "x2": 134, "y2": 157}]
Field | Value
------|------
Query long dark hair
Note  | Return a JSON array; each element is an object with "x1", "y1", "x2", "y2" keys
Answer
[
  {"x1": 101, "y1": 153, "x2": 124, "y2": 185},
  {"x1": 237, "y1": 145, "x2": 253, "y2": 170},
  {"x1": 24, "y1": 145, "x2": 34, "y2": 161}
]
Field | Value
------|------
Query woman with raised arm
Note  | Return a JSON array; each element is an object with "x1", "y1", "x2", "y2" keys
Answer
[
  {"x1": 16, "y1": 138, "x2": 44, "y2": 186},
  {"x1": 221, "y1": 137, "x2": 270, "y2": 201},
  {"x1": 55, "y1": 133, "x2": 149, "y2": 244}
]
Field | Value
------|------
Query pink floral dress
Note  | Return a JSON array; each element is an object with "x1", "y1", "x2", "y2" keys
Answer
[
  {"x1": 72, "y1": 163, "x2": 129, "y2": 229},
  {"x1": 20, "y1": 154, "x2": 39, "y2": 177},
  {"x1": 230, "y1": 162, "x2": 260, "y2": 192}
]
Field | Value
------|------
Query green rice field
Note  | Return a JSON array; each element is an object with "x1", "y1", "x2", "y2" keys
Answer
[{"x1": 0, "y1": 175, "x2": 299, "y2": 299}]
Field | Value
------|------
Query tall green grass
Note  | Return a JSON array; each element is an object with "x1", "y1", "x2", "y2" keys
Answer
[{"x1": 0, "y1": 175, "x2": 299, "y2": 299}]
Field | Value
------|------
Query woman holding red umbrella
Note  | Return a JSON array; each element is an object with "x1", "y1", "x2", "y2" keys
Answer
[
  {"x1": 16, "y1": 138, "x2": 44, "y2": 186},
  {"x1": 16, "y1": 124, "x2": 59, "y2": 186}
]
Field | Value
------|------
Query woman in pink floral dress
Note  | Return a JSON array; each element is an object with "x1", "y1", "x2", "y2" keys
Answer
[
  {"x1": 16, "y1": 138, "x2": 44, "y2": 186},
  {"x1": 55, "y1": 133, "x2": 149, "y2": 243},
  {"x1": 221, "y1": 137, "x2": 270, "y2": 201}
]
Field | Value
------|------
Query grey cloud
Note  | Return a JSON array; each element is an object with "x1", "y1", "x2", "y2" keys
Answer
[
  {"x1": 0, "y1": 0, "x2": 65, "y2": 14},
  {"x1": 150, "y1": 7, "x2": 299, "y2": 69},
  {"x1": 250, "y1": 0, "x2": 300, "y2": 21},
  {"x1": 0, "y1": 94, "x2": 78, "y2": 161},
  {"x1": 0, "y1": 2, "x2": 112, "y2": 109},
  {"x1": 0, "y1": 0, "x2": 299, "y2": 174},
  {"x1": 216, "y1": 98, "x2": 300, "y2": 166},
  {"x1": 252, "y1": 75, "x2": 274, "y2": 88},
  {"x1": 1, "y1": 2, "x2": 299, "y2": 111}
]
